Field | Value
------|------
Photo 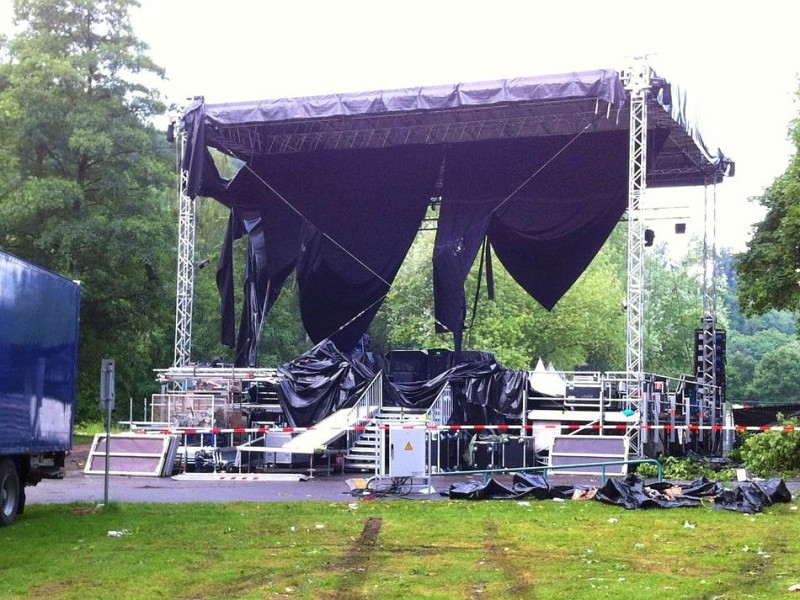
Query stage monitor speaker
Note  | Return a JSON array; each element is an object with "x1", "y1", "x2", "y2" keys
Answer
[
  {"x1": 456, "y1": 350, "x2": 494, "y2": 365},
  {"x1": 386, "y1": 349, "x2": 428, "y2": 381},
  {"x1": 389, "y1": 371, "x2": 416, "y2": 384},
  {"x1": 427, "y1": 348, "x2": 452, "y2": 378}
]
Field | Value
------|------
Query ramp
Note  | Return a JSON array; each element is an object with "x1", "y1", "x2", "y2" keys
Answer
[
  {"x1": 281, "y1": 406, "x2": 369, "y2": 453},
  {"x1": 239, "y1": 373, "x2": 383, "y2": 463}
]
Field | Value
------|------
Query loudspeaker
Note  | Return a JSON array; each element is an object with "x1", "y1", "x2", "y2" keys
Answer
[
  {"x1": 389, "y1": 371, "x2": 416, "y2": 384},
  {"x1": 386, "y1": 350, "x2": 428, "y2": 381},
  {"x1": 427, "y1": 348, "x2": 452, "y2": 378}
]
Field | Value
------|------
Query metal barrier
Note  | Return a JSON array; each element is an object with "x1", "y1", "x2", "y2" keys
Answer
[{"x1": 149, "y1": 393, "x2": 218, "y2": 426}]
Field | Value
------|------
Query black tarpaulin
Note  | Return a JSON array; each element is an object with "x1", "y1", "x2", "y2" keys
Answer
[
  {"x1": 276, "y1": 340, "x2": 375, "y2": 427},
  {"x1": 594, "y1": 474, "x2": 704, "y2": 509},
  {"x1": 648, "y1": 476, "x2": 724, "y2": 498},
  {"x1": 386, "y1": 355, "x2": 527, "y2": 424},
  {"x1": 181, "y1": 69, "x2": 733, "y2": 362},
  {"x1": 276, "y1": 343, "x2": 527, "y2": 426},
  {"x1": 215, "y1": 168, "x2": 303, "y2": 365},
  {"x1": 219, "y1": 147, "x2": 440, "y2": 361},
  {"x1": 713, "y1": 479, "x2": 793, "y2": 514},
  {"x1": 447, "y1": 472, "x2": 583, "y2": 501},
  {"x1": 446, "y1": 474, "x2": 791, "y2": 513}
]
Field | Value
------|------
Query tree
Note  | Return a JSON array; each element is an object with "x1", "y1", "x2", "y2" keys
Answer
[
  {"x1": 642, "y1": 242, "x2": 706, "y2": 377},
  {"x1": 728, "y1": 328, "x2": 794, "y2": 361},
  {"x1": 725, "y1": 351, "x2": 757, "y2": 404},
  {"x1": 737, "y1": 82, "x2": 800, "y2": 319},
  {"x1": 0, "y1": 0, "x2": 175, "y2": 421},
  {"x1": 746, "y1": 344, "x2": 800, "y2": 404},
  {"x1": 373, "y1": 222, "x2": 627, "y2": 371}
]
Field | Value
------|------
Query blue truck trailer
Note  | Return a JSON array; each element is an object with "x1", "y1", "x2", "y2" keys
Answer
[{"x1": 0, "y1": 250, "x2": 80, "y2": 525}]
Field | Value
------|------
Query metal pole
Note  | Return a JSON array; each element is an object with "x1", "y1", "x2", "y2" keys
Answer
[{"x1": 104, "y1": 404, "x2": 111, "y2": 505}]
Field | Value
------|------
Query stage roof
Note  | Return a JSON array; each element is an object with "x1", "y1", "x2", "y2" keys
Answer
[
  {"x1": 180, "y1": 68, "x2": 734, "y2": 364},
  {"x1": 184, "y1": 68, "x2": 732, "y2": 191}
]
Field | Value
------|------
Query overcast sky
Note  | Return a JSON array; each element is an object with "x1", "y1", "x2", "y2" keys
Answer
[{"x1": 3, "y1": 0, "x2": 799, "y2": 251}]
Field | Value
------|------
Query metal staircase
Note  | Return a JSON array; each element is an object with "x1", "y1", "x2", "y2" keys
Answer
[
  {"x1": 343, "y1": 406, "x2": 428, "y2": 472},
  {"x1": 344, "y1": 382, "x2": 454, "y2": 473}
]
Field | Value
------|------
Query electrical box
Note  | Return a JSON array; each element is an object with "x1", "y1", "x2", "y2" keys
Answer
[{"x1": 388, "y1": 428, "x2": 426, "y2": 478}]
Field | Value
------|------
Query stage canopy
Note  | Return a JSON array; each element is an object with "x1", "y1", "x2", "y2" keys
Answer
[{"x1": 179, "y1": 68, "x2": 733, "y2": 366}]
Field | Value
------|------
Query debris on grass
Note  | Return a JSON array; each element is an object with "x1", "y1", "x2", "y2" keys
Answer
[{"x1": 107, "y1": 530, "x2": 129, "y2": 538}]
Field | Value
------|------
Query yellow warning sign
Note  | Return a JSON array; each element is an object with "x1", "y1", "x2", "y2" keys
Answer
[{"x1": 404, "y1": 442, "x2": 414, "y2": 451}]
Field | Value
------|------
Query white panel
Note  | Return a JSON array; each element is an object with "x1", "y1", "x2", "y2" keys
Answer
[{"x1": 388, "y1": 428, "x2": 426, "y2": 478}]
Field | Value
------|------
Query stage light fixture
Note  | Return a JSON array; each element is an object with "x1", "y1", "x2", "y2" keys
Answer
[{"x1": 644, "y1": 228, "x2": 655, "y2": 247}]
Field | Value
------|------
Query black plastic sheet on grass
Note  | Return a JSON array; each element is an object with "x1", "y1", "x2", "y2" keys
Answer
[{"x1": 445, "y1": 473, "x2": 792, "y2": 513}]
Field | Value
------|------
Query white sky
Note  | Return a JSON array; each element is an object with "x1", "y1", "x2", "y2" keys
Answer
[{"x1": 3, "y1": 0, "x2": 799, "y2": 251}]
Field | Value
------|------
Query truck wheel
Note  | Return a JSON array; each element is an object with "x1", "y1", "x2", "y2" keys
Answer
[
  {"x1": 17, "y1": 487, "x2": 26, "y2": 516},
  {"x1": 0, "y1": 459, "x2": 20, "y2": 526}
]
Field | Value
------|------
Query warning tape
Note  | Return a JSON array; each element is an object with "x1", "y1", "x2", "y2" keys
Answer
[{"x1": 136, "y1": 423, "x2": 798, "y2": 435}]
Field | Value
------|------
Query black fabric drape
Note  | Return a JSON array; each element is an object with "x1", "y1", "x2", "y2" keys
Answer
[
  {"x1": 387, "y1": 356, "x2": 527, "y2": 424},
  {"x1": 216, "y1": 211, "x2": 241, "y2": 348},
  {"x1": 277, "y1": 340, "x2": 376, "y2": 427},
  {"x1": 246, "y1": 145, "x2": 442, "y2": 351},
  {"x1": 433, "y1": 131, "x2": 670, "y2": 347},
  {"x1": 216, "y1": 168, "x2": 304, "y2": 365}
]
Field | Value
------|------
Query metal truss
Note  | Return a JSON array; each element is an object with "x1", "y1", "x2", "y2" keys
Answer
[
  {"x1": 698, "y1": 185, "x2": 719, "y2": 449},
  {"x1": 173, "y1": 128, "x2": 197, "y2": 367},
  {"x1": 210, "y1": 98, "x2": 613, "y2": 157},
  {"x1": 621, "y1": 59, "x2": 652, "y2": 457}
]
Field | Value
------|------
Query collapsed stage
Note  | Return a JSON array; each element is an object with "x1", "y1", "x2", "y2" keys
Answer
[{"x1": 148, "y1": 63, "x2": 734, "y2": 475}]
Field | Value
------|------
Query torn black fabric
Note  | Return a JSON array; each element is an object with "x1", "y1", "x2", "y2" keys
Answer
[
  {"x1": 446, "y1": 473, "x2": 587, "y2": 500},
  {"x1": 594, "y1": 474, "x2": 703, "y2": 509},
  {"x1": 242, "y1": 146, "x2": 442, "y2": 351},
  {"x1": 215, "y1": 168, "x2": 304, "y2": 363},
  {"x1": 433, "y1": 131, "x2": 671, "y2": 347},
  {"x1": 432, "y1": 133, "x2": 628, "y2": 348},
  {"x1": 276, "y1": 340, "x2": 375, "y2": 427},
  {"x1": 713, "y1": 479, "x2": 792, "y2": 513},
  {"x1": 216, "y1": 211, "x2": 241, "y2": 348},
  {"x1": 385, "y1": 355, "x2": 527, "y2": 424}
]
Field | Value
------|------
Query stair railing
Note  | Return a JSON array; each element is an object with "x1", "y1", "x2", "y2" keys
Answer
[
  {"x1": 424, "y1": 382, "x2": 453, "y2": 427},
  {"x1": 345, "y1": 372, "x2": 383, "y2": 450}
]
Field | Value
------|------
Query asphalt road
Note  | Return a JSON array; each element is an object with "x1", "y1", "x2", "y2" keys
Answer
[
  {"x1": 27, "y1": 471, "x2": 800, "y2": 507},
  {"x1": 24, "y1": 447, "x2": 800, "y2": 507},
  {"x1": 25, "y1": 470, "x2": 379, "y2": 505}
]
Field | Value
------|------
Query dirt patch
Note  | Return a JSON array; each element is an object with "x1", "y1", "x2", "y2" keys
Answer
[
  {"x1": 66, "y1": 443, "x2": 91, "y2": 472},
  {"x1": 326, "y1": 516, "x2": 384, "y2": 600}
]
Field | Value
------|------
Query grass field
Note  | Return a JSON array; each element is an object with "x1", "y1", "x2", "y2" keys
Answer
[{"x1": 2, "y1": 498, "x2": 798, "y2": 599}]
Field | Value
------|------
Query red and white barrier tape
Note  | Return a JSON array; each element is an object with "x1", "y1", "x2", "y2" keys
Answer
[{"x1": 135, "y1": 423, "x2": 797, "y2": 435}]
